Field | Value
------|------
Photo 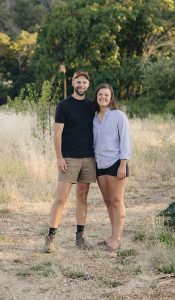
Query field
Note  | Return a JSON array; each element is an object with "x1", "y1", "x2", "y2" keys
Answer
[{"x1": 0, "y1": 110, "x2": 175, "y2": 300}]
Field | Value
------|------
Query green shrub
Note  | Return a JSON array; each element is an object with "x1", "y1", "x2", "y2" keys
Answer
[
  {"x1": 165, "y1": 100, "x2": 175, "y2": 116},
  {"x1": 139, "y1": 56, "x2": 175, "y2": 114}
]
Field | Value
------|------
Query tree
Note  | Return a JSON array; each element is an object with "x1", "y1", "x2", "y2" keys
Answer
[
  {"x1": 11, "y1": 31, "x2": 37, "y2": 73},
  {"x1": 33, "y1": 0, "x2": 174, "y2": 98},
  {"x1": 0, "y1": 30, "x2": 37, "y2": 98},
  {"x1": 140, "y1": 55, "x2": 175, "y2": 111},
  {"x1": 0, "y1": 32, "x2": 16, "y2": 99},
  {"x1": 0, "y1": 0, "x2": 52, "y2": 37},
  {"x1": 10, "y1": 30, "x2": 37, "y2": 96},
  {"x1": 142, "y1": 0, "x2": 175, "y2": 59}
]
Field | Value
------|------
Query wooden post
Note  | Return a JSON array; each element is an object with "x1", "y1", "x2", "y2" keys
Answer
[{"x1": 59, "y1": 64, "x2": 67, "y2": 98}]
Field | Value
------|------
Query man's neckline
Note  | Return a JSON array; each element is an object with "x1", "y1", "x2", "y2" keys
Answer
[{"x1": 71, "y1": 95, "x2": 86, "y2": 101}]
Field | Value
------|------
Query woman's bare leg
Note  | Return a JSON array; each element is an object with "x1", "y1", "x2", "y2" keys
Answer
[
  {"x1": 106, "y1": 176, "x2": 127, "y2": 249},
  {"x1": 97, "y1": 176, "x2": 113, "y2": 243}
]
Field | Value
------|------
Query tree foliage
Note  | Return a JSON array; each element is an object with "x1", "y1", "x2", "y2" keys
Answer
[
  {"x1": 0, "y1": 30, "x2": 37, "y2": 99},
  {"x1": 1, "y1": 0, "x2": 175, "y2": 116},
  {"x1": 33, "y1": 0, "x2": 175, "y2": 98},
  {"x1": 0, "y1": 32, "x2": 17, "y2": 99},
  {"x1": 0, "y1": 0, "x2": 51, "y2": 36},
  {"x1": 141, "y1": 55, "x2": 175, "y2": 111}
]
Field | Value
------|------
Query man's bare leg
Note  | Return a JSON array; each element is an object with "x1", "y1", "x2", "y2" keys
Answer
[
  {"x1": 75, "y1": 182, "x2": 93, "y2": 249},
  {"x1": 76, "y1": 182, "x2": 90, "y2": 225},
  {"x1": 49, "y1": 181, "x2": 72, "y2": 227},
  {"x1": 44, "y1": 181, "x2": 72, "y2": 253}
]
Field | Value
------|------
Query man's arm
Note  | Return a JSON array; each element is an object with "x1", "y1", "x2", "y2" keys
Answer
[{"x1": 54, "y1": 123, "x2": 67, "y2": 172}]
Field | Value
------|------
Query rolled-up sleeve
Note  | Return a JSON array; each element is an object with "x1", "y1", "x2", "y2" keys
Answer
[{"x1": 117, "y1": 112, "x2": 131, "y2": 160}]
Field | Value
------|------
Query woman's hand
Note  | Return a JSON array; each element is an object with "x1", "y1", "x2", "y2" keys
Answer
[{"x1": 117, "y1": 160, "x2": 127, "y2": 180}]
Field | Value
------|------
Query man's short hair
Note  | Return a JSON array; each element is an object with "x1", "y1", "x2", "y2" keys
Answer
[{"x1": 72, "y1": 71, "x2": 89, "y2": 81}]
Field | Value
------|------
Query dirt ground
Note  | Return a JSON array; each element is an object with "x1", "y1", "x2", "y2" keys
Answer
[{"x1": 0, "y1": 179, "x2": 175, "y2": 300}]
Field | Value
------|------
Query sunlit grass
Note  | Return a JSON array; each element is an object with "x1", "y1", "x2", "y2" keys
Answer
[
  {"x1": 0, "y1": 110, "x2": 175, "y2": 205},
  {"x1": 0, "y1": 111, "x2": 56, "y2": 204},
  {"x1": 130, "y1": 116, "x2": 175, "y2": 182}
]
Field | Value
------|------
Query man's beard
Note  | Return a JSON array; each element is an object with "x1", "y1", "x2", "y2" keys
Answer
[{"x1": 74, "y1": 88, "x2": 86, "y2": 96}]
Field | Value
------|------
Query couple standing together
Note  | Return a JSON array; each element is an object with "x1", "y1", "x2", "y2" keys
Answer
[{"x1": 44, "y1": 71, "x2": 131, "y2": 253}]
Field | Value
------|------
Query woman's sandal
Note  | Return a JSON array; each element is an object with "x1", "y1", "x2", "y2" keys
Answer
[{"x1": 103, "y1": 241, "x2": 121, "y2": 252}]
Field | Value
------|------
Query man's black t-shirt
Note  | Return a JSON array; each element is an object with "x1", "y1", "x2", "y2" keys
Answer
[{"x1": 55, "y1": 96, "x2": 94, "y2": 158}]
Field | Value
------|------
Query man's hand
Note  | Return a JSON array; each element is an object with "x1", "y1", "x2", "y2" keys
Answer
[{"x1": 57, "y1": 157, "x2": 67, "y2": 172}]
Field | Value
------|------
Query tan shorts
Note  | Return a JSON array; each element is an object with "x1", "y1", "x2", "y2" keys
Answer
[{"x1": 58, "y1": 157, "x2": 96, "y2": 183}]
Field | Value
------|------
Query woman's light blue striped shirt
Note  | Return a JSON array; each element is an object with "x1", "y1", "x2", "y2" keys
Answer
[{"x1": 93, "y1": 108, "x2": 131, "y2": 169}]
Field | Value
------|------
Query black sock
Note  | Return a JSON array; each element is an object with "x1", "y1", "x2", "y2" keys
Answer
[
  {"x1": 76, "y1": 225, "x2": 85, "y2": 234},
  {"x1": 48, "y1": 227, "x2": 57, "y2": 236}
]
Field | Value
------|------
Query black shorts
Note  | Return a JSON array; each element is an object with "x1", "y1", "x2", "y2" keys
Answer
[{"x1": 96, "y1": 160, "x2": 129, "y2": 177}]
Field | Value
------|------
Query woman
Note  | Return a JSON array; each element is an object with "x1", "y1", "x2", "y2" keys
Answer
[{"x1": 93, "y1": 83, "x2": 131, "y2": 251}]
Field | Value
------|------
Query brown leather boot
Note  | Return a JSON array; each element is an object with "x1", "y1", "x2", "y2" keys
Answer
[
  {"x1": 76, "y1": 232, "x2": 93, "y2": 250},
  {"x1": 43, "y1": 234, "x2": 56, "y2": 253}
]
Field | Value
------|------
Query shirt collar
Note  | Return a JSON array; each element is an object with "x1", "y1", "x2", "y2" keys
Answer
[{"x1": 95, "y1": 108, "x2": 111, "y2": 117}]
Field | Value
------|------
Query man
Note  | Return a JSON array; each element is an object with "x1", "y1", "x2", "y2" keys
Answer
[{"x1": 44, "y1": 71, "x2": 96, "y2": 253}]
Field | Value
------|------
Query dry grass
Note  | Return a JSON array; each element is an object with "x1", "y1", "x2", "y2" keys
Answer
[
  {"x1": 130, "y1": 116, "x2": 175, "y2": 182},
  {"x1": 0, "y1": 110, "x2": 175, "y2": 300}
]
